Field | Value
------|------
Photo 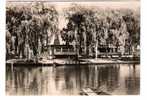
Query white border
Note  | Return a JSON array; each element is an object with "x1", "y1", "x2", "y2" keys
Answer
[
  {"x1": 0, "y1": 0, "x2": 147, "y2": 99},
  {"x1": 140, "y1": 0, "x2": 147, "y2": 98},
  {"x1": 0, "y1": 0, "x2": 6, "y2": 97}
]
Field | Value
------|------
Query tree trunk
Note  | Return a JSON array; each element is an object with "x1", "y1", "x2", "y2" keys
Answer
[{"x1": 95, "y1": 41, "x2": 98, "y2": 59}]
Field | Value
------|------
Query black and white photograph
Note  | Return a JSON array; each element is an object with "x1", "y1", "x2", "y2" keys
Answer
[{"x1": 5, "y1": 0, "x2": 140, "y2": 96}]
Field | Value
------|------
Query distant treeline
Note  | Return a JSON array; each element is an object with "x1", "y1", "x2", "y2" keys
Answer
[{"x1": 6, "y1": 3, "x2": 140, "y2": 59}]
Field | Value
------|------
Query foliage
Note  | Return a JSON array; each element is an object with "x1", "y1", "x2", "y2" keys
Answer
[
  {"x1": 61, "y1": 5, "x2": 140, "y2": 57},
  {"x1": 6, "y1": 2, "x2": 58, "y2": 59}
]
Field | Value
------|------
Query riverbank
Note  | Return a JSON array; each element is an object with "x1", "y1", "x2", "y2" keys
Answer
[{"x1": 6, "y1": 57, "x2": 140, "y2": 67}]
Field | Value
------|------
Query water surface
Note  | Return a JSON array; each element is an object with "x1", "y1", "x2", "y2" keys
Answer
[{"x1": 6, "y1": 64, "x2": 140, "y2": 95}]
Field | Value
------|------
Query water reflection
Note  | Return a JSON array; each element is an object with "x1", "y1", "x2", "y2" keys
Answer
[
  {"x1": 6, "y1": 64, "x2": 140, "y2": 95},
  {"x1": 125, "y1": 65, "x2": 140, "y2": 94}
]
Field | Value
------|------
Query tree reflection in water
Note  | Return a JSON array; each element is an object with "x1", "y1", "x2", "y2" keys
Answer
[
  {"x1": 6, "y1": 64, "x2": 140, "y2": 95},
  {"x1": 125, "y1": 64, "x2": 140, "y2": 95}
]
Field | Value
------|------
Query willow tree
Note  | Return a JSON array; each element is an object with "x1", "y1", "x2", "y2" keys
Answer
[
  {"x1": 62, "y1": 5, "x2": 98, "y2": 57},
  {"x1": 6, "y1": 6, "x2": 32, "y2": 58},
  {"x1": 30, "y1": 3, "x2": 58, "y2": 53},
  {"x1": 122, "y1": 9, "x2": 140, "y2": 54},
  {"x1": 6, "y1": 2, "x2": 59, "y2": 59}
]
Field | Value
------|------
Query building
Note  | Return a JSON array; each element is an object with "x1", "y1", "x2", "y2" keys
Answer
[{"x1": 46, "y1": 33, "x2": 78, "y2": 59}]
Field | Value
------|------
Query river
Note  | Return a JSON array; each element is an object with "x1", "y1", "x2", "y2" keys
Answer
[{"x1": 6, "y1": 64, "x2": 140, "y2": 95}]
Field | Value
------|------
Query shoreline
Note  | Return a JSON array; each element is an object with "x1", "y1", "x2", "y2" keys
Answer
[{"x1": 6, "y1": 58, "x2": 140, "y2": 67}]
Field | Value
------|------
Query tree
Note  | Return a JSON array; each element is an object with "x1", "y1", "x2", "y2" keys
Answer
[
  {"x1": 122, "y1": 10, "x2": 140, "y2": 54},
  {"x1": 6, "y1": 2, "x2": 59, "y2": 60}
]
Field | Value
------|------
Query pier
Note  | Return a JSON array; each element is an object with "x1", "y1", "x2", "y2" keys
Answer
[{"x1": 80, "y1": 87, "x2": 111, "y2": 95}]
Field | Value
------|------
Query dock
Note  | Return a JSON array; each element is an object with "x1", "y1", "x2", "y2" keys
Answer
[
  {"x1": 81, "y1": 88, "x2": 98, "y2": 96},
  {"x1": 80, "y1": 87, "x2": 111, "y2": 96}
]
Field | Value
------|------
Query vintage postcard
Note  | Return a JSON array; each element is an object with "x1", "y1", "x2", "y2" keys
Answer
[{"x1": 6, "y1": 0, "x2": 140, "y2": 95}]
